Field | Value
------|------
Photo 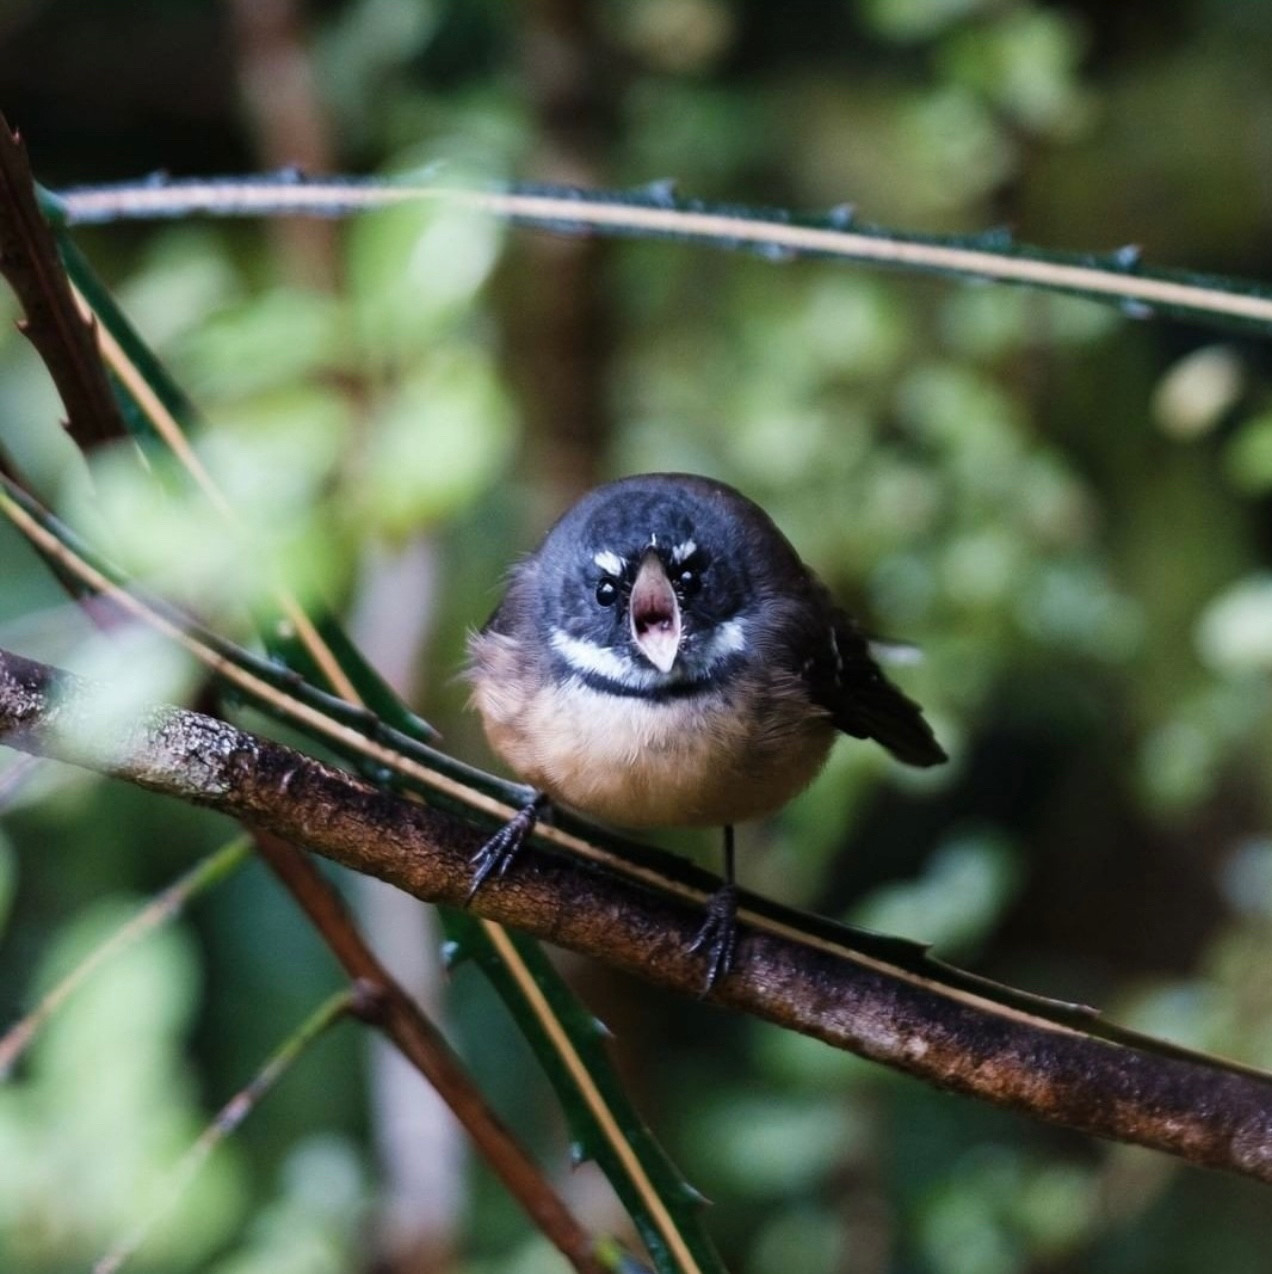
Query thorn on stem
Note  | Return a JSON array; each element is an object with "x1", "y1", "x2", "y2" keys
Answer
[{"x1": 350, "y1": 977, "x2": 388, "y2": 1024}]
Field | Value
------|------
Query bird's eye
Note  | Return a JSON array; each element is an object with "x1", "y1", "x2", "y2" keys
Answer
[
  {"x1": 676, "y1": 567, "x2": 701, "y2": 597},
  {"x1": 595, "y1": 576, "x2": 619, "y2": 606}
]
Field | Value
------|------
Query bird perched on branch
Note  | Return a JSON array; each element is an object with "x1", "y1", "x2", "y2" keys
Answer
[{"x1": 465, "y1": 472, "x2": 946, "y2": 989}]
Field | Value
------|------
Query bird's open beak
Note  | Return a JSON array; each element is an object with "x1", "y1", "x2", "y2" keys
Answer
[{"x1": 629, "y1": 551, "x2": 681, "y2": 673}]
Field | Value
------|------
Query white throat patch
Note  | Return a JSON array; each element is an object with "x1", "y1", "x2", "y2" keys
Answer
[
  {"x1": 550, "y1": 629, "x2": 663, "y2": 690},
  {"x1": 549, "y1": 616, "x2": 748, "y2": 692}
]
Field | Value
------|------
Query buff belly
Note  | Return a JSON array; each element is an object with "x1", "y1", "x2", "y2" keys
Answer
[{"x1": 468, "y1": 633, "x2": 835, "y2": 828}]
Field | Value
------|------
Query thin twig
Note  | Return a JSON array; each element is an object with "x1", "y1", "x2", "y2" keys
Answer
[
  {"x1": 250, "y1": 828, "x2": 612, "y2": 1274},
  {"x1": 0, "y1": 509, "x2": 613, "y2": 1269},
  {"x1": 0, "y1": 836, "x2": 252, "y2": 1079},
  {"x1": 92, "y1": 989, "x2": 355, "y2": 1274},
  {"x1": 0, "y1": 136, "x2": 648, "y2": 1271},
  {"x1": 0, "y1": 116, "x2": 361, "y2": 703},
  {"x1": 4, "y1": 643, "x2": 1272, "y2": 1184},
  {"x1": 49, "y1": 173, "x2": 1272, "y2": 334},
  {"x1": 0, "y1": 750, "x2": 42, "y2": 809},
  {"x1": 0, "y1": 120, "x2": 124, "y2": 448}
]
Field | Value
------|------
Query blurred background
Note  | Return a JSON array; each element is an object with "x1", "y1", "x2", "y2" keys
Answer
[{"x1": 4, "y1": 0, "x2": 1272, "y2": 1270}]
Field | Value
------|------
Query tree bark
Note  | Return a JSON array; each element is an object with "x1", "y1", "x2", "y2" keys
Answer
[{"x1": 4, "y1": 643, "x2": 1272, "y2": 1185}]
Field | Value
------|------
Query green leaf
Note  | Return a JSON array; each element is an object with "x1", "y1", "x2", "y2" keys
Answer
[
  {"x1": 0, "y1": 829, "x2": 14, "y2": 937},
  {"x1": 441, "y1": 912, "x2": 728, "y2": 1274},
  {"x1": 1224, "y1": 411, "x2": 1272, "y2": 492}
]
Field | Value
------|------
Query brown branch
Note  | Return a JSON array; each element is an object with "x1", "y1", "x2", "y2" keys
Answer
[
  {"x1": 4, "y1": 643, "x2": 1272, "y2": 1184},
  {"x1": 224, "y1": 0, "x2": 341, "y2": 288},
  {"x1": 0, "y1": 116, "x2": 125, "y2": 449},
  {"x1": 250, "y1": 827, "x2": 609, "y2": 1274}
]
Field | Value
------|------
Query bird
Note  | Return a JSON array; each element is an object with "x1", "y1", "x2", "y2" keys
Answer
[{"x1": 464, "y1": 472, "x2": 946, "y2": 989}]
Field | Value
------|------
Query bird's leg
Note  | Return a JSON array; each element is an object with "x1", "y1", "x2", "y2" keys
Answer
[
  {"x1": 467, "y1": 792, "x2": 549, "y2": 901},
  {"x1": 688, "y1": 825, "x2": 739, "y2": 992}
]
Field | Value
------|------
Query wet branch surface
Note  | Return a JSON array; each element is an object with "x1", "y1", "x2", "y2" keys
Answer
[{"x1": 4, "y1": 643, "x2": 1272, "y2": 1184}]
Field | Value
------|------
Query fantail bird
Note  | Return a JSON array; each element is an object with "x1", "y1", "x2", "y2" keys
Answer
[{"x1": 465, "y1": 472, "x2": 946, "y2": 988}]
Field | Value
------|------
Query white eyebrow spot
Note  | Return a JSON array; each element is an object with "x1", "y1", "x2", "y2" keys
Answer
[
  {"x1": 670, "y1": 539, "x2": 697, "y2": 565},
  {"x1": 593, "y1": 550, "x2": 623, "y2": 576}
]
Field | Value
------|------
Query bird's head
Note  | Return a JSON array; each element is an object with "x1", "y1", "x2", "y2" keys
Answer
[{"x1": 533, "y1": 474, "x2": 767, "y2": 695}]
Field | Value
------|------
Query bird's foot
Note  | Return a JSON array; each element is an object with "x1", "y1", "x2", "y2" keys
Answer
[
  {"x1": 688, "y1": 883, "x2": 739, "y2": 994},
  {"x1": 467, "y1": 793, "x2": 547, "y2": 901}
]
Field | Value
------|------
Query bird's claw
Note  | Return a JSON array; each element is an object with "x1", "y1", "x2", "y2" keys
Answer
[
  {"x1": 467, "y1": 794, "x2": 546, "y2": 902},
  {"x1": 688, "y1": 883, "x2": 739, "y2": 994}
]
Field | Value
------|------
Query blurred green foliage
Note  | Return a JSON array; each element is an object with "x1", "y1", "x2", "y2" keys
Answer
[{"x1": 5, "y1": 0, "x2": 1272, "y2": 1270}]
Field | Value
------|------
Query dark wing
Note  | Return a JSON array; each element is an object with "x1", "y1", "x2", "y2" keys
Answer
[{"x1": 814, "y1": 606, "x2": 947, "y2": 768}]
